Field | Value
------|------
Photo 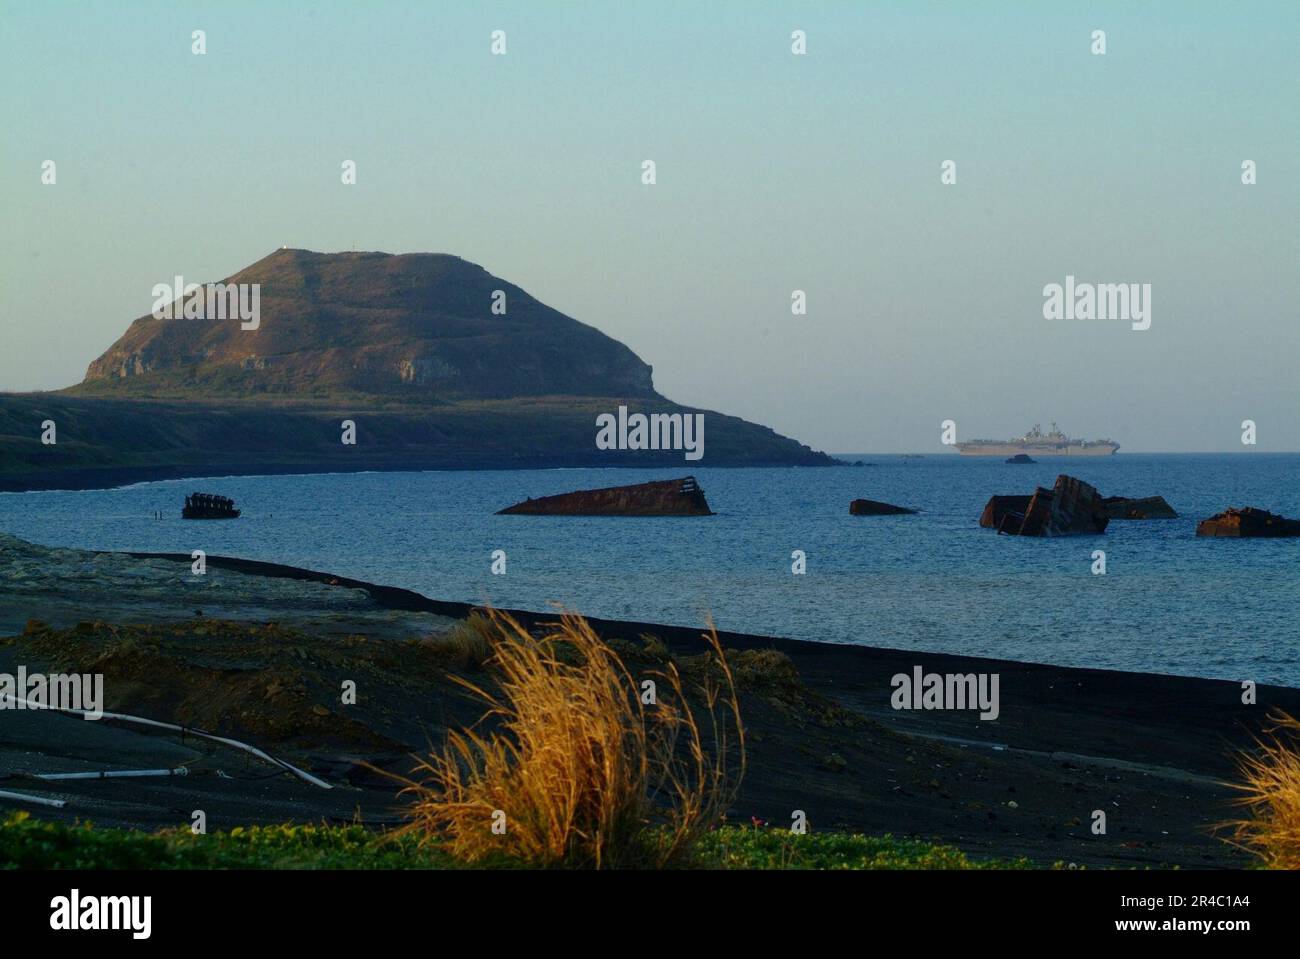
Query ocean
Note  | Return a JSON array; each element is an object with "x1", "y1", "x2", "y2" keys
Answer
[{"x1": 1, "y1": 453, "x2": 1297, "y2": 686}]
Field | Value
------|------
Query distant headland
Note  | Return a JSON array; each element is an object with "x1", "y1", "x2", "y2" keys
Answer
[{"x1": 0, "y1": 249, "x2": 836, "y2": 491}]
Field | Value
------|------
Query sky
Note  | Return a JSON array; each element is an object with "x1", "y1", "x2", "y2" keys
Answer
[{"x1": 1, "y1": 1, "x2": 1297, "y2": 453}]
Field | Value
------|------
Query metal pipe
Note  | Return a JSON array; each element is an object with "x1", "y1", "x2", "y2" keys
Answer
[
  {"x1": 0, "y1": 693, "x2": 331, "y2": 789},
  {"x1": 0, "y1": 788, "x2": 66, "y2": 808},
  {"x1": 28, "y1": 768, "x2": 189, "y2": 781}
]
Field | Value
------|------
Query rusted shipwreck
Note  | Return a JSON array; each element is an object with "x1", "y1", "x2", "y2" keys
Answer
[
  {"x1": 1100, "y1": 495, "x2": 1178, "y2": 520},
  {"x1": 979, "y1": 474, "x2": 1109, "y2": 536},
  {"x1": 984, "y1": 492, "x2": 1176, "y2": 527},
  {"x1": 1196, "y1": 507, "x2": 1300, "y2": 538},
  {"x1": 497, "y1": 476, "x2": 713, "y2": 516},
  {"x1": 980, "y1": 494, "x2": 1033, "y2": 529},
  {"x1": 850, "y1": 498, "x2": 916, "y2": 516}
]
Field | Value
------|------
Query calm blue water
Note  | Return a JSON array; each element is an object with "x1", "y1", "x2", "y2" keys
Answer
[{"x1": 2, "y1": 454, "x2": 1297, "y2": 686}]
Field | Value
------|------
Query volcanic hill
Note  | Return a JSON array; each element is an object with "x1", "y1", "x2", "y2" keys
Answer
[
  {"x1": 1, "y1": 249, "x2": 834, "y2": 490},
  {"x1": 80, "y1": 249, "x2": 658, "y2": 400}
]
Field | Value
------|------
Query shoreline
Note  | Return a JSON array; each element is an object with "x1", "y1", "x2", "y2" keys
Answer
[
  {"x1": 112, "y1": 550, "x2": 1300, "y2": 867},
  {"x1": 125, "y1": 547, "x2": 1300, "y2": 697},
  {"x1": 0, "y1": 457, "x2": 848, "y2": 495},
  {"x1": 4, "y1": 450, "x2": 1293, "y2": 494},
  {"x1": 3, "y1": 539, "x2": 1295, "y2": 868}
]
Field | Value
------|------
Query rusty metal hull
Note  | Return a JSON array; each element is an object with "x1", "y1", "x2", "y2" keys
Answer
[
  {"x1": 979, "y1": 495, "x2": 1032, "y2": 529},
  {"x1": 1196, "y1": 507, "x2": 1300, "y2": 538},
  {"x1": 497, "y1": 476, "x2": 713, "y2": 516},
  {"x1": 990, "y1": 475, "x2": 1109, "y2": 536},
  {"x1": 1102, "y1": 495, "x2": 1178, "y2": 520}
]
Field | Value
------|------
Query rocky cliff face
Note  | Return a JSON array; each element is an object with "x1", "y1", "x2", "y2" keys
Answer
[{"x1": 82, "y1": 249, "x2": 658, "y2": 400}]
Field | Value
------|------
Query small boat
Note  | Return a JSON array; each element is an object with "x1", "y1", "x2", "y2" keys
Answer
[{"x1": 182, "y1": 492, "x2": 241, "y2": 520}]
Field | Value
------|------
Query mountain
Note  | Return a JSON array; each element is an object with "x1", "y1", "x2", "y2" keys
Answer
[
  {"x1": 81, "y1": 249, "x2": 656, "y2": 400},
  {"x1": 1, "y1": 249, "x2": 835, "y2": 491}
]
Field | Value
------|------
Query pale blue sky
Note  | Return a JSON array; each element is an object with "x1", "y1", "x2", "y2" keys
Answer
[{"x1": 2, "y1": 1, "x2": 1297, "y2": 451}]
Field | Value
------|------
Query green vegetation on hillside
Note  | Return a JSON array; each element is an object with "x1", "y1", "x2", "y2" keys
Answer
[{"x1": 0, "y1": 392, "x2": 833, "y2": 490}]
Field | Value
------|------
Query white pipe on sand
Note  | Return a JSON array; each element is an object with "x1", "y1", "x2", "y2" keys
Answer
[
  {"x1": 28, "y1": 768, "x2": 189, "y2": 781},
  {"x1": 0, "y1": 693, "x2": 332, "y2": 790},
  {"x1": 0, "y1": 788, "x2": 66, "y2": 808}
]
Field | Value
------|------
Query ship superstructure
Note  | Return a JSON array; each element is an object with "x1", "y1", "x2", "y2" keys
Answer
[{"x1": 956, "y1": 423, "x2": 1119, "y2": 457}]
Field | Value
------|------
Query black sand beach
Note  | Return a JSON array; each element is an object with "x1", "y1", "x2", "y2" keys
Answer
[{"x1": 2, "y1": 538, "x2": 1294, "y2": 869}]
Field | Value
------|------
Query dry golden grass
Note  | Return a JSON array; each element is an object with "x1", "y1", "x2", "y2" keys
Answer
[
  {"x1": 1223, "y1": 710, "x2": 1300, "y2": 869},
  {"x1": 421, "y1": 612, "x2": 495, "y2": 670},
  {"x1": 394, "y1": 610, "x2": 745, "y2": 868}
]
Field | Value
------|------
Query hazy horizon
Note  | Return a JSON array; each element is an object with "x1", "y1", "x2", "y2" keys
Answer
[{"x1": 2, "y1": 2, "x2": 1297, "y2": 454}]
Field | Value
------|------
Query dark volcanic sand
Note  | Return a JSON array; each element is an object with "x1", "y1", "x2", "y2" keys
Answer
[{"x1": 3, "y1": 546, "x2": 1295, "y2": 869}]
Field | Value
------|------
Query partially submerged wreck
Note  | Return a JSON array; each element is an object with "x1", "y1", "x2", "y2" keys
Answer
[
  {"x1": 1101, "y1": 495, "x2": 1178, "y2": 520},
  {"x1": 981, "y1": 475, "x2": 1109, "y2": 536},
  {"x1": 984, "y1": 492, "x2": 1176, "y2": 527},
  {"x1": 979, "y1": 495, "x2": 1032, "y2": 529},
  {"x1": 849, "y1": 498, "x2": 917, "y2": 516},
  {"x1": 182, "y1": 492, "x2": 240, "y2": 520},
  {"x1": 497, "y1": 476, "x2": 713, "y2": 516},
  {"x1": 1196, "y1": 507, "x2": 1300, "y2": 538}
]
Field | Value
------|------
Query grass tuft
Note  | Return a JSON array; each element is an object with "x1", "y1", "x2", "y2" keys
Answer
[
  {"x1": 422, "y1": 612, "x2": 496, "y2": 670},
  {"x1": 393, "y1": 610, "x2": 745, "y2": 868},
  {"x1": 1223, "y1": 710, "x2": 1300, "y2": 869}
]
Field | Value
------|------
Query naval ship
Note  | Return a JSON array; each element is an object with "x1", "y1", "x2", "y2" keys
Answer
[{"x1": 956, "y1": 423, "x2": 1119, "y2": 457}]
